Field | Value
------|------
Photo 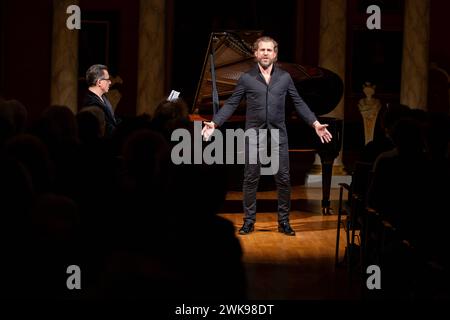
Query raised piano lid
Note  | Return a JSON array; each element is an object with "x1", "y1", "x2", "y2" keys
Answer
[{"x1": 192, "y1": 31, "x2": 344, "y2": 119}]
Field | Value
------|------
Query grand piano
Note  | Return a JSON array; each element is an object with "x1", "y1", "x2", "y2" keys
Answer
[{"x1": 191, "y1": 31, "x2": 344, "y2": 214}]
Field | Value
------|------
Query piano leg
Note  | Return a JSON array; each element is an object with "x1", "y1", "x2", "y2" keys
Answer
[{"x1": 318, "y1": 153, "x2": 336, "y2": 215}]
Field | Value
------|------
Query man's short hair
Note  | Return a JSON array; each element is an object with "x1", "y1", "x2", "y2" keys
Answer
[
  {"x1": 86, "y1": 64, "x2": 108, "y2": 87},
  {"x1": 253, "y1": 36, "x2": 278, "y2": 54}
]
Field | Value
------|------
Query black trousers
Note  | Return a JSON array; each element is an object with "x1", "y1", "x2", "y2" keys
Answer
[{"x1": 242, "y1": 132, "x2": 290, "y2": 224}]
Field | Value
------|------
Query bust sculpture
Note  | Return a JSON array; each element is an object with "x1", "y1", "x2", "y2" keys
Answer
[{"x1": 358, "y1": 82, "x2": 381, "y2": 145}]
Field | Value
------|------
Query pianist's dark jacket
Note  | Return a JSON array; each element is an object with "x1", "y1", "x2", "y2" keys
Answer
[{"x1": 212, "y1": 64, "x2": 317, "y2": 144}]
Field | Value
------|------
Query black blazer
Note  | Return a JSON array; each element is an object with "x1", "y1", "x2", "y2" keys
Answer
[
  {"x1": 82, "y1": 90, "x2": 118, "y2": 137},
  {"x1": 212, "y1": 64, "x2": 317, "y2": 144}
]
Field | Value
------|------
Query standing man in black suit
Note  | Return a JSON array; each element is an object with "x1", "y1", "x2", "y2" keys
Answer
[
  {"x1": 202, "y1": 36, "x2": 332, "y2": 236},
  {"x1": 82, "y1": 64, "x2": 119, "y2": 137}
]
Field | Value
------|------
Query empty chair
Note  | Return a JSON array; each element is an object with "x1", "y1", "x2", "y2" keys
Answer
[{"x1": 335, "y1": 161, "x2": 373, "y2": 273}]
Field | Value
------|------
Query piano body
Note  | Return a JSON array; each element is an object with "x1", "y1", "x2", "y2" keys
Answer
[{"x1": 192, "y1": 31, "x2": 344, "y2": 214}]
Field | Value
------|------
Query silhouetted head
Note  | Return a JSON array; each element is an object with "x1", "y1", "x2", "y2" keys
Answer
[
  {"x1": 382, "y1": 103, "x2": 411, "y2": 135},
  {"x1": 36, "y1": 105, "x2": 78, "y2": 145},
  {"x1": 122, "y1": 128, "x2": 170, "y2": 184},
  {"x1": 0, "y1": 99, "x2": 28, "y2": 142},
  {"x1": 4, "y1": 134, "x2": 53, "y2": 193},
  {"x1": 152, "y1": 98, "x2": 190, "y2": 139},
  {"x1": 77, "y1": 106, "x2": 106, "y2": 141},
  {"x1": 31, "y1": 193, "x2": 80, "y2": 243},
  {"x1": 390, "y1": 117, "x2": 424, "y2": 155}
]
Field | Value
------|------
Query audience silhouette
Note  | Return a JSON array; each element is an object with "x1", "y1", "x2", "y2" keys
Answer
[
  {"x1": 0, "y1": 93, "x2": 448, "y2": 300},
  {"x1": 366, "y1": 108, "x2": 450, "y2": 299}
]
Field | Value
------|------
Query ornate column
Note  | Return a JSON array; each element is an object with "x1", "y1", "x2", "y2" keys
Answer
[
  {"x1": 400, "y1": 0, "x2": 430, "y2": 110},
  {"x1": 50, "y1": 0, "x2": 79, "y2": 113},
  {"x1": 315, "y1": 0, "x2": 347, "y2": 174},
  {"x1": 137, "y1": 0, "x2": 165, "y2": 116},
  {"x1": 319, "y1": 0, "x2": 346, "y2": 120}
]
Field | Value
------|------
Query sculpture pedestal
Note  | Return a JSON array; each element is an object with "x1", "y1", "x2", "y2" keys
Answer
[
  {"x1": 358, "y1": 82, "x2": 381, "y2": 145},
  {"x1": 306, "y1": 173, "x2": 351, "y2": 188},
  {"x1": 359, "y1": 105, "x2": 381, "y2": 145}
]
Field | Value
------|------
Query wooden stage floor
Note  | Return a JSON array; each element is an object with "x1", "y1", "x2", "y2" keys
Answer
[{"x1": 219, "y1": 185, "x2": 362, "y2": 300}]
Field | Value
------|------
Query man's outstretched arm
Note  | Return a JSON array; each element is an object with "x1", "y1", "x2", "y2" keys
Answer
[{"x1": 202, "y1": 76, "x2": 246, "y2": 140}]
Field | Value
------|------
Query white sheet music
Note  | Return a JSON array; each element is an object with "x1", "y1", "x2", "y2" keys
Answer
[{"x1": 167, "y1": 90, "x2": 180, "y2": 101}]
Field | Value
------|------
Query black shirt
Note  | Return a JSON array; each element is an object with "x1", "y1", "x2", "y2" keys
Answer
[{"x1": 212, "y1": 64, "x2": 317, "y2": 144}]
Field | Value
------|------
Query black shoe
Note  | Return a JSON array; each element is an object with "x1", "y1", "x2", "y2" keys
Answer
[
  {"x1": 239, "y1": 222, "x2": 254, "y2": 235},
  {"x1": 278, "y1": 222, "x2": 296, "y2": 236}
]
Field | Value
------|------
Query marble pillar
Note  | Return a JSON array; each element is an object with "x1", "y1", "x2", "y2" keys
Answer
[
  {"x1": 50, "y1": 0, "x2": 79, "y2": 113},
  {"x1": 316, "y1": 0, "x2": 347, "y2": 173},
  {"x1": 319, "y1": 0, "x2": 346, "y2": 120},
  {"x1": 400, "y1": 0, "x2": 430, "y2": 110},
  {"x1": 137, "y1": 0, "x2": 165, "y2": 116}
]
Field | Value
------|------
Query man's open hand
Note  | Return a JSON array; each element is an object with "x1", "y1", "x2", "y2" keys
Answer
[
  {"x1": 201, "y1": 121, "x2": 216, "y2": 141},
  {"x1": 313, "y1": 121, "x2": 333, "y2": 143}
]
